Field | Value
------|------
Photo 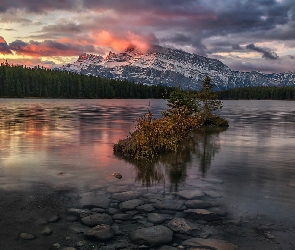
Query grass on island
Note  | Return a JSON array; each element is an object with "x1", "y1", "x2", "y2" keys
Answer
[{"x1": 113, "y1": 76, "x2": 228, "y2": 160}]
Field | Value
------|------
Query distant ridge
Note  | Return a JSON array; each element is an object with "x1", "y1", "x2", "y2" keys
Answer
[{"x1": 58, "y1": 45, "x2": 295, "y2": 90}]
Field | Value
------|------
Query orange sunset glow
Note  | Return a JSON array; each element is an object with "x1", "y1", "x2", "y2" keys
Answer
[{"x1": 0, "y1": 0, "x2": 295, "y2": 72}]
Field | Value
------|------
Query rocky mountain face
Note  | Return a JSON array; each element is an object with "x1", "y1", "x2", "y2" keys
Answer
[{"x1": 58, "y1": 45, "x2": 295, "y2": 90}]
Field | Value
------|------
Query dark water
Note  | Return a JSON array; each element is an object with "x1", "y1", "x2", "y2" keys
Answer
[{"x1": 0, "y1": 99, "x2": 295, "y2": 225}]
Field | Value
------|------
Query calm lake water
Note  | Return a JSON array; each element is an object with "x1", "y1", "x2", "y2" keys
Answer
[{"x1": 0, "y1": 98, "x2": 295, "y2": 225}]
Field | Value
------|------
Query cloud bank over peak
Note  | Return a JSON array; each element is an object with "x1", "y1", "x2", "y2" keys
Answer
[{"x1": 0, "y1": 0, "x2": 294, "y2": 72}]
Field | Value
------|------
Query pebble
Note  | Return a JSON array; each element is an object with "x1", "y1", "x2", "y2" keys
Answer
[
  {"x1": 41, "y1": 226, "x2": 53, "y2": 236},
  {"x1": 20, "y1": 233, "x2": 36, "y2": 240},
  {"x1": 119, "y1": 199, "x2": 145, "y2": 211},
  {"x1": 84, "y1": 224, "x2": 115, "y2": 241},
  {"x1": 48, "y1": 215, "x2": 60, "y2": 223},
  {"x1": 81, "y1": 213, "x2": 113, "y2": 227}
]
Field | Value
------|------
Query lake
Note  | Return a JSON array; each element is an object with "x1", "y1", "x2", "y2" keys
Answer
[{"x1": 0, "y1": 98, "x2": 295, "y2": 249}]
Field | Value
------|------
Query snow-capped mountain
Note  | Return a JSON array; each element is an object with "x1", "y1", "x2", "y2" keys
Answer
[{"x1": 58, "y1": 45, "x2": 295, "y2": 90}]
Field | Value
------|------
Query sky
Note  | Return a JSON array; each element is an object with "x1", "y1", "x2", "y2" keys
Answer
[{"x1": 0, "y1": 0, "x2": 295, "y2": 73}]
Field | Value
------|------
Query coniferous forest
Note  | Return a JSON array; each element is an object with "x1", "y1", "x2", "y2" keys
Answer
[
  {"x1": 1, "y1": 62, "x2": 295, "y2": 100},
  {"x1": 0, "y1": 62, "x2": 174, "y2": 99},
  {"x1": 217, "y1": 86, "x2": 295, "y2": 100}
]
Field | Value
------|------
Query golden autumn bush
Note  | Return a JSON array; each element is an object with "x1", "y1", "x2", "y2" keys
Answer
[{"x1": 113, "y1": 76, "x2": 228, "y2": 160}]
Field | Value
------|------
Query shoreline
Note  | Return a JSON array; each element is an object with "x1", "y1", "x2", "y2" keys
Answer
[{"x1": 1, "y1": 182, "x2": 294, "y2": 250}]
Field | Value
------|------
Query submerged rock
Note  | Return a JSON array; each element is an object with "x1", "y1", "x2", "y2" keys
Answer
[
  {"x1": 154, "y1": 200, "x2": 186, "y2": 211},
  {"x1": 119, "y1": 199, "x2": 145, "y2": 211},
  {"x1": 81, "y1": 213, "x2": 113, "y2": 227},
  {"x1": 84, "y1": 224, "x2": 115, "y2": 241},
  {"x1": 112, "y1": 191, "x2": 141, "y2": 201},
  {"x1": 20, "y1": 233, "x2": 36, "y2": 240},
  {"x1": 129, "y1": 225, "x2": 173, "y2": 247},
  {"x1": 41, "y1": 226, "x2": 53, "y2": 236},
  {"x1": 177, "y1": 190, "x2": 205, "y2": 199},
  {"x1": 182, "y1": 238, "x2": 238, "y2": 250},
  {"x1": 185, "y1": 200, "x2": 218, "y2": 209},
  {"x1": 184, "y1": 209, "x2": 221, "y2": 221},
  {"x1": 167, "y1": 218, "x2": 201, "y2": 235},
  {"x1": 113, "y1": 173, "x2": 122, "y2": 179},
  {"x1": 147, "y1": 213, "x2": 167, "y2": 224}
]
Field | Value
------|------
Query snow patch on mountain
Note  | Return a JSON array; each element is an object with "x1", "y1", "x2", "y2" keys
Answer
[{"x1": 58, "y1": 45, "x2": 295, "y2": 90}]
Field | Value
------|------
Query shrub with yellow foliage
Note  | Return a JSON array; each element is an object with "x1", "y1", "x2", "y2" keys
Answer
[{"x1": 113, "y1": 76, "x2": 228, "y2": 160}]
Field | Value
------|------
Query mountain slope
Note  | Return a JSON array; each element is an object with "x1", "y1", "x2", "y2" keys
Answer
[{"x1": 58, "y1": 45, "x2": 295, "y2": 90}]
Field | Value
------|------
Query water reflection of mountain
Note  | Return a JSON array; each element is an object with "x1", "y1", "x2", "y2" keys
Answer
[{"x1": 118, "y1": 126, "x2": 227, "y2": 191}]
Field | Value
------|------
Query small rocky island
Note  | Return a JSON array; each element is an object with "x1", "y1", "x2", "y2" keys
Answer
[{"x1": 114, "y1": 76, "x2": 228, "y2": 161}]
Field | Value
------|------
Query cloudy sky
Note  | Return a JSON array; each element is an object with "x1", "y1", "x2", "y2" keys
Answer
[{"x1": 0, "y1": 0, "x2": 295, "y2": 73}]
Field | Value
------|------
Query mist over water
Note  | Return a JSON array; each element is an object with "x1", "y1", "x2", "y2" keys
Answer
[{"x1": 0, "y1": 98, "x2": 295, "y2": 224}]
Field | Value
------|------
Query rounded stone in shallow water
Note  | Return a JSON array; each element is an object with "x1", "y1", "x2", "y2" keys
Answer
[
  {"x1": 204, "y1": 190, "x2": 222, "y2": 198},
  {"x1": 167, "y1": 218, "x2": 201, "y2": 235},
  {"x1": 84, "y1": 224, "x2": 115, "y2": 241},
  {"x1": 81, "y1": 213, "x2": 113, "y2": 227},
  {"x1": 80, "y1": 194, "x2": 111, "y2": 209},
  {"x1": 41, "y1": 226, "x2": 53, "y2": 236},
  {"x1": 182, "y1": 238, "x2": 237, "y2": 250},
  {"x1": 106, "y1": 185, "x2": 130, "y2": 193},
  {"x1": 177, "y1": 190, "x2": 205, "y2": 199},
  {"x1": 184, "y1": 209, "x2": 221, "y2": 222},
  {"x1": 158, "y1": 246, "x2": 179, "y2": 250},
  {"x1": 147, "y1": 213, "x2": 167, "y2": 224},
  {"x1": 65, "y1": 215, "x2": 79, "y2": 222},
  {"x1": 67, "y1": 208, "x2": 93, "y2": 217},
  {"x1": 154, "y1": 200, "x2": 186, "y2": 211},
  {"x1": 129, "y1": 225, "x2": 173, "y2": 247},
  {"x1": 112, "y1": 213, "x2": 132, "y2": 221},
  {"x1": 112, "y1": 191, "x2": 141, "y2": 201},
  {"x1": 48, "y1": 215, "x2": 60, "y2": 223},
  {"x1": 20, "y1": 232, "x2": 36, "y2": 240},
  {"x1": 119, "y1": 199, "x2": 145, "y2": 211},
  {"x1": 185, "y1": 200, "x2": 219, "y2": 209},
  {"x1": 136, "y1": 203, "x2": 155, "y2": 212}
]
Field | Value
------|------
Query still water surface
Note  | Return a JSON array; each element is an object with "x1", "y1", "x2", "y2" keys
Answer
[{"x1": 0, "y1": 99, "x2": 295, "y2": 225}]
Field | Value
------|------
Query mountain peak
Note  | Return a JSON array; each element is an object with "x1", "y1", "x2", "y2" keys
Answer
[{"x1": 58, "y1": 46, "x2": 295, "y2": 90}]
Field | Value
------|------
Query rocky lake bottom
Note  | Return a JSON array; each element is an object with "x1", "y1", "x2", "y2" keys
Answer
[{"x1": 1, "y1": 175, "x2": 295, "y2": 250}]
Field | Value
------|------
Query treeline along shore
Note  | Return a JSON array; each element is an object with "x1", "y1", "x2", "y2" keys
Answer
[
  {"x1": 1, "y1": 62, "x2": 295, "y2": 100},
  {"x1": 216, "y1": 86, "x2": 295, "y2": 100},
  {"x1": 0, "y1": 62, "x2": 174, "y2": 99}
]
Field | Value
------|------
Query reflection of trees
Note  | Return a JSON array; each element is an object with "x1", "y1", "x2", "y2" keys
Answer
[
  {"x1": 119, "y1": 126, "x2": 227, "y2": 191},
  {"x1": 193, "y1": 127, "x2": 227, "y2": 176}
]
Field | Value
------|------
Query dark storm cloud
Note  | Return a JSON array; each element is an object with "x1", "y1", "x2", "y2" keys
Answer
[
  {"x1": 246, "y1": 43, "x2": 279, "y2": 60},
  {"x1": 0, "y1": 36, "x2": 12, "y2": 54},
  {"x1": 0, "y1": 0, "x2": 79, "y2": 13},
  {"x1": 1, "y1": 0, "x2": 295, "y2": 72},
  {"x1": 9, "y1": 39, "x2": 98, "y2": 56},
  {"x1": 232, "y1": 44, "x2": 243, "y2": 50},
  {"x1": 161, "y1": 33, "x2": 193, "y2": 44}
]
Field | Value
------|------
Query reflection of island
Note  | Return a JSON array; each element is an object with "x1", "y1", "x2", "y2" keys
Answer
[{"x1": 120, "y1": 126, "x2": 227, "y2": 191}]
